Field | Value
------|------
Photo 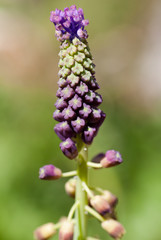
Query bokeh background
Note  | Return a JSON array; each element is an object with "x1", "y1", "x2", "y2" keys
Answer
[{"x1": 0, "y1": 0, "x2": 161, "y2": 239}]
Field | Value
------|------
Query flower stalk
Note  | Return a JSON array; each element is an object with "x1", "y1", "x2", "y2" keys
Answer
[{"x1": 74, "y1": 141, "x2": 88, "y2": 240}]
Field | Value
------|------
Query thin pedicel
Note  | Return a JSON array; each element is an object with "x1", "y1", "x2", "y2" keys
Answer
[{"x1": 34, "y1": 5, "x2": 125, "y2": 240}]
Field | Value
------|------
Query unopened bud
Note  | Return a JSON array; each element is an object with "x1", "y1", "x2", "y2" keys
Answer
[
  {"x1": 59, "y1": 220, "x2": 74, "y2": 240},
  {"x1": 34, "y1": 223, "x2": 56, "y2": 240},
  {"x1": 39, "y1": 165, "x2": 62, "y2": 180},
  {"x1": 65, "y1": 178, "x2": 76, "y2": 198},
  {"x1": 100, "y1": 150, "x2": 122, "y2": 168},
  {"x1": 101, "y1": 219, "x2": 125, "y2": 239},
  {"x1": 102, "y1": 190, "x2": 118, "y2": 207},
  {"x1": 90, "y1": 195, "x2": 111, "y2": 215}
]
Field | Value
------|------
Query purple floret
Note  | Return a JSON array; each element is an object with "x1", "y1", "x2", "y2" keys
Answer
[
  {"x1": 71, "y1": 117, "x2": 85, "y2": 133},
  {"x1": 79, "y1": 103, "x2": 92, "y2": 119},
  {"x1": 82, "y1": 126, "x2": 96, "y2": 144},
  {"x1": 56, "y1": 88, "x2": 62, "y2": 98},
  {"x1": 39, "y1": 164, "x2": 62, "y2": 180},
  {"x1": 60, "y1": 85, "x2": 75, "y2": 100},
  {"x1": 57, "y1": 78, "x2": 68, "y2": 88},
  {"x1": 55, "y1": 98, "x2": 68, "y2": 110},
  {"x1": 69, "y1": 94, "x2": 82, "y2": 110},
  {"x1": 75, "y1": 82, "x2": 88, "y2": 97},
  {"x1": 50, "y1": 5, "x2": 89, "y2": 42},
  {"x1": 62, "y1": 107, "x2": 76, "y2": 120},
  {"x1": 84, "y1": 90, "x2": 95, "y2": 104},
  {"x1": 60, "y1": 138, "x2": 78, "y2": 159},
  {"x1": 89, "y1": 108, "x2": 102, "y2": 123},
  {"x1": 53, "y1": 109, "x2": 64, "y2": 122},
  {"x1": 93, "y1": 93, "x2": 103, "y2": 107},
  {"x1": 100, "y1": 150, "x2": 123, "y2": 168},
  {"x1": 54, "y1": 121, "x2": 74, "y2": 140}
]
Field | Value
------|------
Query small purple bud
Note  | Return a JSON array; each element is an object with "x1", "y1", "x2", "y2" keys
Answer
[
  {"x1": 75, "y1": 82, "x2": 88, "y2": 97},
  {"x1": 61, "y1": 85, "x2": 74, "y2": 100},
  {"x1": 54, "y1": 122, "x2": 74, "y2": 141},
  {"x1": 82, "y1": 19, "x2": 89, "y2": 26},
  {"x1": 79, "y1": 103, "x2": 92, "y2": 119},
  {"x1": 84, "y1": 90, "x2": 96, "y2": 104},
  {"x1": 70, "y1": 5, "x2": 77, "y2": 10},
  {"x1": 39, "y1": 165, "x2": 62, "y2": 180},
  {"x1": 89, "y1": 108, "x2": 102, "y2": 123},
  {"x1": 55, "y1": 98, "x2": 68, "y2": 110},
  {"x1": 77, "y1": 29, "x2": 88, "y2": 39},
  {"x1": 63, "y1": 21, "x2": 71, "y2": 28},
  {"x1": 34, "y1": 222, "x2": 56, "y2": 240},
  {"x1": 53, "y1": 109, "x2": 64, "y2": 122},
  {"x1": 90, "y1": 195, "x2": 111, "y2": 215},
  {"x1": 101, "y1": 219, "x2": 126, "y2": 239},
  {"x1": 93, "y1": 93, "x2": 103, "y2": 107},
  {"x1": 100, "y1": 150, "x2": 123, "y2": 168},
  {"x1": 89, "y1": 78, "x2": 100, "y2": 90},
  {"x1": 62, "y1": 107, "x2": 76, "y2": 120},
  {"x1": 56, "y1": 88, "x2": 62, "y2": 98},
  {"x1": 60, "y1": 138, "x2": 78, "y2": 159},
  {"x1": 82, "y1": 126, "x2": 96, "y2": 144},
  {"x1": 67, "y1": 73, "x2": 80, "y2": 87},
  {"x1": 71, "y1": 117, "x2": 86, "y2": 133},
  {"x1": 57, "y1": 78, "x2": 68, "y2": 88},
  {"x1": 69, "y1": 95, "x2": 82, "y2": 110}
]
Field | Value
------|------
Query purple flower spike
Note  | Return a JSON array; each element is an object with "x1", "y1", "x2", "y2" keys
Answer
[
  {"x1": 79, "y1": 103, "x2": 91, "y2": 119},
  {"x1": 76, "y1": 82, "x2": 88, "y2": 97},
  {"x1": 69, "y1": 95, "x2": 82, "y2": 110},
  {"x1": 82, "y1": 126, "x2": 96, "y2": 144},
  {"x1": 71, "y1": 117, "x2": 85, "y2": 133},
  {"x1": 55, "y1": 98, "x2": 68, "y2": 110},
  {"x1": 60, "y1": 138, "x2": 78, "y2": 159},
  {"x1": 62, "y1": 107, "x2": 76, "y2": 120},
  {"x1": 100, "y1": 150, "x2": 123, "y2": 168},
  {"x1": 39, "y1": 164, "x2": 62, "y2": 180},
  {"x1": 54, "y1": 121, "x2": 74, "y2": 140}
]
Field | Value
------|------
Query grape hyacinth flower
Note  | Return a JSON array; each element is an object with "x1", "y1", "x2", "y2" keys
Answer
[{"x1": 34, "y1": 5, "x2": 125, "y2": 240}]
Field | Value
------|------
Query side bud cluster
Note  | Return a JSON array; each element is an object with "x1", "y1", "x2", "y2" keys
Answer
[{"x1": 52, "y1": 18, "x2": 105, "y2": 159}]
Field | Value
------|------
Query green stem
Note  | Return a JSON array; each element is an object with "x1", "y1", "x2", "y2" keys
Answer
[
  {"x1": 74, "y1": 139, "x2": 88, "y2": 240},
  {"x1": 62, "y1": 170, "x2": 77, "y2": 177}
]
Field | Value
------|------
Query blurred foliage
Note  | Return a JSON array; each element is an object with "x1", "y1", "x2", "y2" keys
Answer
[{"x1": 0, "y1": 0, "x2": 161, "y2": 240}]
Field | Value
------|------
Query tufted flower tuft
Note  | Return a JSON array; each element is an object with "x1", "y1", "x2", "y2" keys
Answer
[{"x1": 50, "y1": 6, "x2": 89, "y2": 42}]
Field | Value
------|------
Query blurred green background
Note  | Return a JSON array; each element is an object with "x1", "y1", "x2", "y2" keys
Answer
[{"x1": 0, "y1": 0, "x2": 161, "y2": 239}]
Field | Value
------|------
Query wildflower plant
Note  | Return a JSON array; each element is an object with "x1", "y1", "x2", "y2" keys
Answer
[{"x1": 34, "y1": 5, "x2": 125, "y2": 240}]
